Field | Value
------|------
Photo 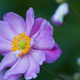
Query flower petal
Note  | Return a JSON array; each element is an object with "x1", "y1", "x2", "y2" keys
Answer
[
  {"x1": 26, "y1": 7, "x2": 35, "y2": 35},
  {"x1": 24, "y1": 53, "x2": 40, "y2": 79},
  {"x1": 33, "y1": 36, "x2": 55, "y2": 50},
  {"x1": 51, "y1": 2, "x2": 69, "y2": 26},
  {"x1": 31, "y1": 18, "x2": 53, "y2": 38},
  {"x1": 3, "y1": 54, "x2": 29, "y2": 79},
  {"x1": 0, "y1": 21, "x2": 16, "y2": 41},
  {"x1": 30, "y1": 49, "x2": 45, "y2": 65},
  {"x1": 3, "y1": 12, "x2": 25, "y2": 33},
  {"x1": 0, "y1": 37, "x2": 10, "y2": 56},
  {"x1": 29, "y1": 18, "x2": 44, "y2": 37},
  {"x1": 30, "y1": 39, "x2": 34, "y2": 47},
  {"x1": 4, "y1": 74, "x2": 22, "y2": 80},
  {"x1": 0, "y1": 52, "x2": 17, "y2": 71},
  {"x1": 44, "y1": 43, "x2": 62, "y2": 63},
  {"x1": 0, "y1": 36, "x2": 10, "y2": 43},
  {"x1": 32, "y1": 19, "x2": 55, "y2": 49},
  {"x1": 0, "y1": 69, "x2": 6, "y2": 80},
  {"x1": 0, "y1": 43, "x2": 11, "y2": 54}
]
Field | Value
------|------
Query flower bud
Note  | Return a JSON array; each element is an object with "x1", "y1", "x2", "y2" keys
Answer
[{"x1": 51, "y1": 2, "x2": 69, "y2": 26}]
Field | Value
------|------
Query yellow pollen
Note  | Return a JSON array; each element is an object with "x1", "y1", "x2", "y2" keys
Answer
[{"x1": 11, "y1": 32, "x2": 31, "y2": 57}]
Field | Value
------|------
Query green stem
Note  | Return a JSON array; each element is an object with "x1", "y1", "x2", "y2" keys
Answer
[{"x1": 41, "y1": 66, "x2": 66, "y2": 80}]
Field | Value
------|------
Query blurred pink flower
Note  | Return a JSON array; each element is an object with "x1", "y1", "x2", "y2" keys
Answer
[
  {"x1": 0, "y1": 7, "x2": 62, "y2": 80},
  {"x1": 51, "y1": 2, "x2": 69, "y2": 26}
]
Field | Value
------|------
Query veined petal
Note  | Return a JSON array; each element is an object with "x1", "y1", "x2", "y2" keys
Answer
[
  {"x1": 26, "y1": 7, "x2": 35, "y2": 35},
  {"x1": 4, "y1": 74, "x2": 22, "y2": 80},
  {"x1": 29, "y1": 18, "x2": 44, "y2": 37},
  {"x1": 32, "y1": 19, "x2": 55, "y2": 49},
  {"x1": 3, "y1": 54, "x2": 29, "y2": 79},
  {"x1": 0, "y1": 36, "x2": 10, "y2": 43},
  {"x1": 0, "y1": 43, "x2": 11, "y2": 54},
  {"x1": 32, "y1": 18, "x2": 53, "y2": 38},
  {"x1": 39, "y1": 19, "x2": 53, "y2": 36},
  {"x1": 3, "y1": 12, "x2": 25, "y2": 33},
  {"x1": 44, "y1": 43, "x2": 62, "y2": 63},
  {"x1": 0, "y1": 21, "x2": 16, "y2": 41},
  {"x1": 51, "y1": 2, "x2": 69, "y2": 26},
  {"x1": 24, "y1": 53, "x2": 40, "y2": 79},
  {"x1": 0, "y1": 52, "x2": 18, "y2": 71},
  {"x1": 0, "y1": 37, "x2": 10, "y2": 56},
  {"x1": 30, "y1": 49, "x2": 45, "y2": 65},
  {"x1": 33, "y1": 36, "x2": 55, "y2": 50},
  {"x1": 0, "y1": 69, "x2": 6, "y2": 80}
]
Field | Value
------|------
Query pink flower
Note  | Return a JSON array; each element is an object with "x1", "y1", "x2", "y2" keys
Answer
[{"x1": 0, "y1": 7, "x2": 62, "y2": 80}]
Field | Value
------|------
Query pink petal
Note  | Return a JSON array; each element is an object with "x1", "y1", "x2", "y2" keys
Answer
[
  {"x1": 31, "y1": 18, "x2": 53, "y2": 38},
  {"x1": 30, "y1": 49, "x2": 45, "y2": 65},
  {"x1": 4, "y1": 74, "x2": 22, "y2": 80},
  {"x1": 0, "y1": 69, "x2": 6, "y2": 80},
  {"x1": 32, "y1": 18, "x2": 53, "y2": 38},
  {"x1": 29, "y1": 18, "x2": 44, "y2": 37},
  {"x1": 0, "y1": 36, "x2": 10, "y2": 43},
  {"x1": 26, "y1": 7, "x2": 35, "y2": 35},
  {"x1": 3, "y1": 12, "x2": 25, "y2": 34},
  {"x1": 33, "y1": 36, "x2": 55, "y2": 50},
  {"x1": 0, "y1": 52, "x2": 17, "y2": 71},
  {"x1": 0, "y1": 21, "x2": 16, "y2": 41},
  {"x1": 44, "y1": 43, "x2": 62, "y2": 63},
  {"x1": 4, "y1": 54, "x2": 29, "y2": 79},
  {"x1": 24, "y1": 53, "x2": 40, "y2": 79},
  {"x1": 32, "y1": 19, "x2": 55, "y2": 49},
  {"x1": 0, "y1": 43, "x2": 11, "y2": 54}
]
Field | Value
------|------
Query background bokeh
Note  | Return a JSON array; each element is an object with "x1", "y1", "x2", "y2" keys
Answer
[{"x1": 0, "y1": 0, "x2": 80, "y2": 80}]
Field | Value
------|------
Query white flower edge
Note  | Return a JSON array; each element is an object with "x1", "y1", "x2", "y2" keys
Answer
[{"x1": 51, "y1": 2, "x2": 69, "y2": 26}]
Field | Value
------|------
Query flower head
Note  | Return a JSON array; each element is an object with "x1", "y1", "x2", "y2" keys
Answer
[
  {"x1": 0, "y1": 7, "x2": 62, "y2": 80},
  {"x1": 51, "y1": 2, "x2": 69, "y2": 26}
]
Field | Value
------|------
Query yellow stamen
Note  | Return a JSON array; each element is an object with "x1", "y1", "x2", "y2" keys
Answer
[{"x1": 11, "y1": 32, "x2": 31, "y2": 57}]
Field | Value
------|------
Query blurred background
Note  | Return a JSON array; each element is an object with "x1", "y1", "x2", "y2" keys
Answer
[{"x1": 0, "y1": 0, "x2": 80, "y2": 80}]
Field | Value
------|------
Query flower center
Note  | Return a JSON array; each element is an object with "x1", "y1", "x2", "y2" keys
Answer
[
  {"x1": 11, "y1": 32, "x2": 31, "y2": 57},
  {"x1": 19, "y1": 40, "x2": 27, "y2": 49}
]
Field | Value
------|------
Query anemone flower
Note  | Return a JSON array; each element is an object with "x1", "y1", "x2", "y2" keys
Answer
[
  {"x1": 0, "y1": 7, "x2": 62, "y2": 80},
  {"x1": 51, "y1": 2, "x2": 69, "y2": 26}
]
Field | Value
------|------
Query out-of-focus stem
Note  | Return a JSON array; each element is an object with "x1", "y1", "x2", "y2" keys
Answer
[{"x1": 41, "y1": 66, "x2": 66, "y2": 80}]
